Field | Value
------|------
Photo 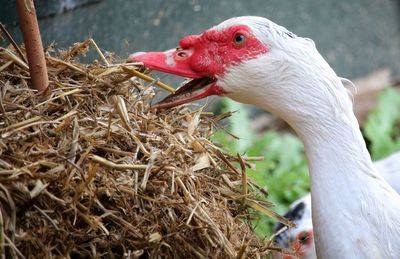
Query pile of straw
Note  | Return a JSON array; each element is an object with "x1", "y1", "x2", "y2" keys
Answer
[{"x1": 0, "y1": 39, "x2": 291, "y2": 258}]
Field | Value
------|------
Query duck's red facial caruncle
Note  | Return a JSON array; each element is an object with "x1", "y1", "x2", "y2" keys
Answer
[{"x1": 130, "y1": 25, "x2": 268, "y2": 109}]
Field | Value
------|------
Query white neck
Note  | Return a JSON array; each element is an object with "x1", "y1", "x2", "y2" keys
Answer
[
  {"x1": 222, "y1": 39, "x2": 400, "y2": 257},
  {"x1": 278, "y1": 82, "x2": 400, "y2": 258},
  {"x1": 298, "y1": 106, "x2": 376, "y2": 191},
  {"x1": 233, "y1": 57, "x2": 400, "y2": 256}
]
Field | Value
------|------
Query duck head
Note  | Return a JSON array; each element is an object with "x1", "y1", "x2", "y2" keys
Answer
[{"x1": 130, "y1": 16, "x2": 350, "y2": 129}]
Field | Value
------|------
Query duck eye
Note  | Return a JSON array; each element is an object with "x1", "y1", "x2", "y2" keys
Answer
[
  {"x1": 233, "y1": 33, "x2": 246, "y2": 45},
  {"x1": 297, "y1": 231, "x2": 310, "y2": 244}
]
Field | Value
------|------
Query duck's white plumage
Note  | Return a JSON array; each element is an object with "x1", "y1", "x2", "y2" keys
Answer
[
  {"x1": 213, "y1": 17, "x2": 400, "y2": 258},
  {"x1": 132, "y1": 16, "x2": 400, "y2": 258}
]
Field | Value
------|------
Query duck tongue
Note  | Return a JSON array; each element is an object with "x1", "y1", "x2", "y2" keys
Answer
[{"x1": 152, "y1": 77, "x2": 218, "y2": 109}]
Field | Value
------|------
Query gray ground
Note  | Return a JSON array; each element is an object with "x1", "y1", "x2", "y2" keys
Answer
[{"x1": 2, "y1": 0, "x2": 400, "y2": 80}]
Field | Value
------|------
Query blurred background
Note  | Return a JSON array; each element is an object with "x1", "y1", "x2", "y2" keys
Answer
[
  {"x1": 2, "y1": 0, "x2": 400, "y2": 78},
  {"x1": 2, "y1": 0, "x2": 400, "y2": 236}
]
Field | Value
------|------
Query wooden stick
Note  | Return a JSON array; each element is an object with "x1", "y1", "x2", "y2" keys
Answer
[{"x1": 16, "y1": 0, "x2": 49, "y2": 93}]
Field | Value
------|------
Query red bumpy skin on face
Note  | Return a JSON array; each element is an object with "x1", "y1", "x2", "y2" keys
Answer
[{"x1": 131, "y1": 25, "x2": 268, "y2": 79}]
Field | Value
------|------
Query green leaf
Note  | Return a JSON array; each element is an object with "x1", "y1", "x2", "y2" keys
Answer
[{"x1": 364, "y1": 88, "x2": 400, "y2": 160}]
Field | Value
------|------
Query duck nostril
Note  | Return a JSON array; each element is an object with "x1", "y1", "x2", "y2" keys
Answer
[
  {"x1": 177, "y1": 51, "x2": 188, "y2": 58},
  {"x1": 175, "y1": 48, "x2": 193, "y2": 60}
]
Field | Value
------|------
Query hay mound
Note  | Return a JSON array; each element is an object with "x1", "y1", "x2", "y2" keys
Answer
[{"x1": 0, "y1": 40, "x2": 286, "y2": 258}]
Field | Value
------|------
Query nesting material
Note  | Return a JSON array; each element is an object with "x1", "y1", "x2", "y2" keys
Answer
[{"x1": 0, "y1": 39, "x2": 290, "y2": 258}]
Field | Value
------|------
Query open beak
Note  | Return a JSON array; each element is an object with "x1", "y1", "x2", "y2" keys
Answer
[{"x1": 129, "y1": 49, "x2": 224, "y2": 109}]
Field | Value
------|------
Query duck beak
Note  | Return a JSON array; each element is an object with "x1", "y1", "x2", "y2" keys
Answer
[
  {"x1": 129, "y1": 50, "x2": 225, "y2": 109},
  {"x1": 129, "y1": 49, "x2": 202, "y2": 79}
]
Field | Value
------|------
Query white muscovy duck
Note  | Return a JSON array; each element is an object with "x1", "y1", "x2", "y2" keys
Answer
[
  {"x1": 130, "y1": 16, "x2": 400, "y2": 258},
  {"x1": 273, "y1": 151, "x2": 400, "y2": 259}
]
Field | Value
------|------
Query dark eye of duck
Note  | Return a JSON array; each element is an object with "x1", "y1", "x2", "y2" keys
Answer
[
  {"x1": 233, "y1": 33, "x2": 246, "y2": 45},
  {"x1": 297, "y1": 231, "x2": 310, "y2": 245}
]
